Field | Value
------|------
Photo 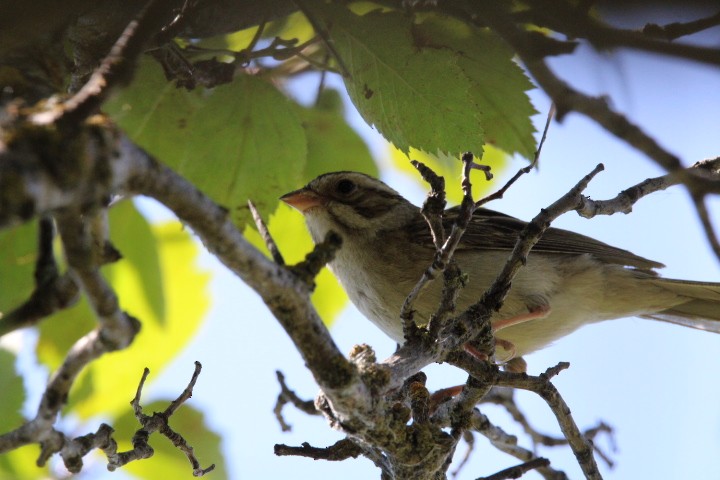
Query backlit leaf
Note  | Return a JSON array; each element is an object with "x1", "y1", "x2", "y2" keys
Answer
[
  {"x1": 413, "y1": 15, "x2": 537, "y2": 159},
  {"x1": 105, "y1": 57, "x2": 307, "y2": 227},
  {"x1": 319, "y1": 5, "x2": 484, "y2": 157},
  {"x1": 37, "y1": 202, "x2": 210, "y2": 419}
]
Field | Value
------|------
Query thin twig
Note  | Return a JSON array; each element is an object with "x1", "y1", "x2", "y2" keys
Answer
[
  {"x1": 124, "y1": 363, "x2": 215, "y2": 476},
  {"x1": 274, "y1": 439, "x2": 364, "y2": 461},
  {"x1": 471, "y1": 410, "x2": 568, "y2": 480},
  {"x1": 0, "y1": 218, "x2": 80, "y2": 336},
  {"x1": 692, "y1": 193, "x2": 720, "y2": 261},
  {"x1": 476, "y1": 105, "x2": 554, "y2": 208},
  {"x1": 249, "y1": 200, "x2": 285, "y2": 265},
  {"x1": 576, "y1": 157, "x2": 720, "y2": 218},
  {"x1": 273, "y1": 370, "x2": 318, "y2": 432},
  {"x1": 400, "y1": 160, "x2": 448, "y2": 338},
  {"x1": 292, "y1": 0, "x2": 352, "y2": 78},
  {"x1": 478, "y1": 457, "x2": 552, "y2": 480}
]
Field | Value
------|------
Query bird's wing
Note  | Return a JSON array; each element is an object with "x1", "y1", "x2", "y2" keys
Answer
[{"x1": 408, "y1": 206, "x2": 664, "y2": 271}]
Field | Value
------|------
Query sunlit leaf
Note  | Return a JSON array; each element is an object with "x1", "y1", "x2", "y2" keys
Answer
[
  {"x1": 105, "y1": 57, "x2": 307, "y2": 227},
  {"x1": 245, "y1": 204, "x2": 347, "y2": 325},
  {"x1": 318, "y1": 4, "x2": 484, "y2": 157},
  {"x1": 0, "y1": 444, "x2": 48, "y2": 480},
  {"x1": 109, "y1": 199, "x2": 165, "y2": 323},
  {"x1": 413, "y1": 15, "x2": 537, "y2": 159},
  {"x1": 113, "y1": 401, "x2": 226, "y2": 480},
  {"x1": 37, "y1": 202, "x2": 210, "y2": 419},
  {"x1": 263, "y1": 10, "x2": 316, "y2": 44},
  {"x1": 390, "y1": 145, "x2": 508, "y2": 204}
]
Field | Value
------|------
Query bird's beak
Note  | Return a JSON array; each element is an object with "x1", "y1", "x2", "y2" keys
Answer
[{"x1": 280, "y1": 188, "x2": 323, "y2": 213}]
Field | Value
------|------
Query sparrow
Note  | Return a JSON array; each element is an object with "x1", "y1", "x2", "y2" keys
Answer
[{"x1": 281, "y1": 171, "x2": 720, "y2": 358}]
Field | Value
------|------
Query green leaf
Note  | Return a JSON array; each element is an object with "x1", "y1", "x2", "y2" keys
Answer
[
  {"x1": 104, "y1": 57, "x2": 307, "y2": 226},
  {"x1": 413, "y1": 15, "x2": 537, "y2": 159},
  {"x1": 0, "y1": 445, "x2": 48, "y2": 480},
  {"x1": 319, "y1": 5, "x2": 484, "y2": 157},
  {"x1": 0, "y1": 349, "x2": 24, "y2": 431},
  {"x1": 113, "y1": 400, "x2": 226, "y2": 480},
  {"x1": 0, "y1": 220, "x2": 36, "y2": 314},
  {"x1": 298, "y1": 88, "x2": 378, "y2": 180},
  {"x1": 244, "y1": 89, "x2": 378, "y2": 326},
  {"x1": 37, "y1": 202, "x2": 210, "y2": 419}
]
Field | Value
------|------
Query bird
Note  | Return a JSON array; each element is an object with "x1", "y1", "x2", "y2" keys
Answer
[{"x1": 280, "y1": 171, "x2": 720, "y2": 360}]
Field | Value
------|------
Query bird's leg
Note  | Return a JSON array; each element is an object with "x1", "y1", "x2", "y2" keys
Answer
[
  {"x1": 441, "y1": 305, "x2": 549, "y2": 404},
  {"x1": 429, "y1": 385, "x2": 465, "y2": 412},
  {"x1": 492, "y1": 304, "x2": 551, "y2": 365},
  {"x1": 492, "y1": 304, "x2": 551, "y2": 332},
  {"x1": 463, "y1": 342, "x2": 490, "y2": 361}
]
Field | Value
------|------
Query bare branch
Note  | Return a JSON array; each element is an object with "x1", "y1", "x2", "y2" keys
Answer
[
  {"x1": 576, "y1": 157, "x2": 720, "y2": 218},
  {"x1": 274, "y1": 370, "x2": 318, "y2": 432},
  {"x1": 513, "y1": 1, "x2": 720, "y2": 66},
  {"x1": 476, "y1": 105, "x2": 554, "y2": 208},
  {"x1": 33, "y1": 0, "x2": 186, "y2": 126},
  {"x1": 478, "y1": 457, "x2": 551, "y2": 480},
  {"x1": 484, "y1": 388, "x2": 615, "y2": 467},
  {"x1": 121, "y1": 362, "x2": 215, "y2": 476},
  {"x1": 274, "y1": 439, "x2": 364, "y2": 461},
  {"x1": 471, "y1": 411, "x2": 567, "y2": 480},
  {"x1": 249, "y1": 200, "x2": 285, "y2": 266},
  {"x1": 401, "y1": 153, "x2": 481, "y2": 342}
]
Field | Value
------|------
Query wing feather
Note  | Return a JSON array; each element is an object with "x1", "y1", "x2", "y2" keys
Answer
[{"x1": 408, "y1": 206, "x2": 663, "y2": 271}]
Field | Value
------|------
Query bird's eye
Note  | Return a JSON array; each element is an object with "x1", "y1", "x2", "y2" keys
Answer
[{"x1": 336, "y1": 179, "x2": 356, "y2": 195}]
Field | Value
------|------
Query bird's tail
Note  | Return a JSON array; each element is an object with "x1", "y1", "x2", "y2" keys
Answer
[{"x1": 640, "y1": 278, "x2": 720, "y2": 333}]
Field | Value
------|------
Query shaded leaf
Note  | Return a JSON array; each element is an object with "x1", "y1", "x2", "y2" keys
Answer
[
  {"x1": 0, "y1": 349, "x2": 24, "y2": 431},
  {"x1": 0, "y1": 221, "x2": 36, "y2": 314},
  {"x1": 105, "y1": 57, "x2": 307, "y2": 227}
]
